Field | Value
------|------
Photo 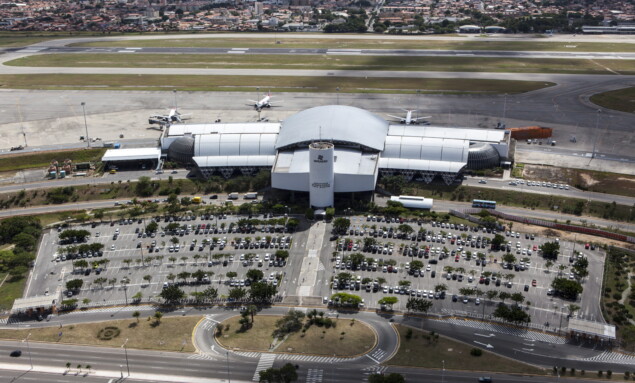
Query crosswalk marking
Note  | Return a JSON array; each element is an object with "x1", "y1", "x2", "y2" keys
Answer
[
  {"x1": 306, "y1": 369, "x2": 323, "y2": 383},
  {"x1": 235, "y1": 351, "x2": 355, "y2": 364},
  {"x1": 581, "y1": 351, "x2": 635, "y2": 365},
  {"x1": 188, "y1": 353, "x2": 218, "y2": 361},
  {"x1": 363, "y1": 366, "x2": 387, "y2": 381},
  {"x1": 436, "y1": 318, "x2": 565, "y2": 344},
  {"x1": 253, "y1": 353, "x2": 276, "y2": 381}
]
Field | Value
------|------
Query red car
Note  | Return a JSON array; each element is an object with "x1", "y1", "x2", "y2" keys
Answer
[
  {"x1": 532, "y1": 279, "x2": 537, "y2": 287},
  {"x1": 455, "y1": 256, "x2": 460, "y2": 262},
  {"x1": 533, "y1": 245, "x2": 538, "y2": 251}
]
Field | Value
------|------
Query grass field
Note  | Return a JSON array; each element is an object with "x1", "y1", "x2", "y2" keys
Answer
[
  {"x1": 0, "y1": 74, "x2": 553, "y2": 94},
  {"x1": 387, "y1": 325, "x2": 546, "y2": 374},
  {"x1": 0, "y1": 315, "x2": 200, "y2": 352},
  {"x1": 0, "y1": 272, "x2": 27, "y2": 311},
  {"x1": 73, "y1": 37, "x2": 635, "y2": 53},
  {"x1": 216, "y1": 315, "x2": 376, "y2": 356},
  {"x1": 7, "y1": 54, "x2": 635, "y2": 75},
  {"x1": 0, "y1": 148, "x2": 106, "y2": 173},
  {"x1": 590, "y1": 86, "x2": 635, "y2": 114}
]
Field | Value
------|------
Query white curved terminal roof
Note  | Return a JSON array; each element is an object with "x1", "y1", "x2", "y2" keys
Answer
[
  {"x1": 388, "y1": 125, "x2": 505, "y2": 143},
  {"x1": 194, "y1": 134, "x2": 277, "y2": 157},
  {"x1": 383, "y1": 136, "x2": 468, "y2": 163},
  {"x1": 193, "y1": 155, "x2": 275, "y2": 168},
  {"x1": 168, "y1": 123, "x2": 280, "y2": 136},
  {"x1": 379, "y1": 158, "x2": 466, "y2": 173},
  {"x1": 276, "y1": 105, "x2": 389, "y2": 151}
]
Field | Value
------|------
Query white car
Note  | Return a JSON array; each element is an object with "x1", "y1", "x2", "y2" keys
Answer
[{"x1": 110, "y1": 244, "x2": 115, "y2": 250}]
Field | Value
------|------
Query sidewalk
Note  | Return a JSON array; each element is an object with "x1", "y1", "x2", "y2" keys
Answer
[{"x1": 0, "y1": 363, "x2": 250, "y2": 383}]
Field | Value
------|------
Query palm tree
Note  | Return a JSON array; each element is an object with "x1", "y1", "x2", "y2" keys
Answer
[
  {"x1": 568, "y1": 304, "x2": 581, "y2": 317},
  {"x1": 154, "y1": 311, "x2": 163, "y2": 323},
  {"x1": 133, "y1": 311, "x2": 140, "y2": 322},
  {"x1": 544, "y1": 260, "x2": 553, "y2": 273},
  {"x1": 65, "y1": 362, "x2": 71, "y2": 371}
]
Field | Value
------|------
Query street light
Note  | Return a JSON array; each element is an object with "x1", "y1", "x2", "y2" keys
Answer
[
  {"x1": 23, "y1": 333, "x2": 33, "y2": 369},
  {"x1": 80, "y1": 102, "x2": 90, "y2": 148},
  {"x1": 173, "y1": 89, "x2": 178, "y2": 111},
  {"x1": 441, "y1": 360, "x2": 445, "y2": 383},
  {"x1": 121, "y1": 338, "x2": 130, "y2": 376},
  {"x1": 225, "y1": 351, "x2": 231, "y2": 383}
]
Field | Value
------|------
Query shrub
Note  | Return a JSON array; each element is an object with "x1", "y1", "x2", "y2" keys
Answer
[
  {"x1": 97, "y1": 326, "x2": 121, "y2": 340},
  {"x1": 405, "y1": 328, "x2": 413, "y2": 340},
  {"x1": 607, "y1": 370, "x2": 612, "y2": 377},
  {"x1": 470, "y1": 348, "x2": 483, "y2": 357},
  {"x1": 599, "y1": 371, "x2": 603, "y2": 377}
]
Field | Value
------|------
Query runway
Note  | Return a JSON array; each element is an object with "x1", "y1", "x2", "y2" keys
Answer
[{"x1": 6, "y1": 45, "x2": 635, "y2": 60}]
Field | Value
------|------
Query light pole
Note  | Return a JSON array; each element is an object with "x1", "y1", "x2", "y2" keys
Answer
[
  {"x1": 173, "y1": 89, "x2": 178, "y2": 111},
  {"x1": 441, "y1": 360, "x2": 445, "y2": 383},
  {"x1": 23, "y1": 333, "x2": 33, "y2": 369},
  {"x1": 122, "y1": 338, "x2": 130, "y2": 376},
  {"x1": 119, "y1": 364, "x2": 123, "y2": 378},
  {"x1": 336, "y1": 87, "x2": 340, "y2": 105},
  {"x1": 591, "y1": 109, "x2": 601, "y2": 159},
  {"x1": 225, "y1": 351, "x2": 231, "y2": 383},
  {"x1": 80, "y1": 102, "x2": 90, "y2": 148}
]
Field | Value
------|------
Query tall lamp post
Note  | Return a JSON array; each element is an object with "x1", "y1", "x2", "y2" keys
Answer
[
  {"x1": 225, "y1": 351, "x2": 231, "y2": 383},
  {"x1": 23, "y1": 333, "x2": 33, "y2": 369},
  {"x1": 441, "y1": 360, "x2": 445, "y2": 383},
  {"x1": 80, "y1": 102, "x2": 90, "y2": 148},
  {"x1": 173, "y1": 89, "x2": 178, "y2": 111},
  {"x1": 122, "y1": 338, "x2": 130, "y2": 376}
]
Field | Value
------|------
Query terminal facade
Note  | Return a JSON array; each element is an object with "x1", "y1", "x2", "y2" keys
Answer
[{"x1": 108, "y1": 105, "x2": 509, "y2": 208}]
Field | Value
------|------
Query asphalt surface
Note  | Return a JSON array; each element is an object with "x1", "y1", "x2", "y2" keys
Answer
[{"x1": 8, "y1": 45, "x2": 635, "y2": 60}]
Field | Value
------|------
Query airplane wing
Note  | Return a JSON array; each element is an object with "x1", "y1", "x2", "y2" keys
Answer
[
  {"x1": 178, "y1": 114, "x2": 192, "y2": 120},
  {"x1": 387, "y1": 115, "x2": 404, "y2": 121},
  {"x1": 411, "y1": 116, "x2": 431, "y2": 122},
  {"x1": 247, "y1": 100, "x2": 259, "y2": 104}
]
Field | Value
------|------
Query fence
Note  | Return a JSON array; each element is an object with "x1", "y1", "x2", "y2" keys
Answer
[{"x1": 451, "y1": 209, "x2": 635, "y2": 244}]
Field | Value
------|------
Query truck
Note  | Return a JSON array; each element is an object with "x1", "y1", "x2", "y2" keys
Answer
[
  {"x1": 192, "y1": 196, "x2": 202, "y2": 204},
  {"x1": 244, "y1": 192, "x2": 258, "y2": 200},
  {"x1": 228, "y1": 192, "x2": 239, "y2": 200}
]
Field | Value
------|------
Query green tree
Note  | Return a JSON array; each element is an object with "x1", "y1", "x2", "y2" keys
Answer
[
  {"x1": 66, "y1": 279, "x2": 83, "y2": 291},
  {"x1": 132, "y1": 311, "x2": 140, "y2": 322},
  {"x1": 135, "y1": 176, "x2": 154, "y2": 197},
  {"x1": 551, "y1": 278, "x2": 583, "y2": 299},
  {"x1": 154, "y1": 311, "x2": 163, "y2": 323},
  {"x1": 259, "y1": 362, "x2": 298, "y2": 382},
  {"x1": 229, "y1": 287, "x2": 247, "y2": 300},
  {"x1": 332, "y1": 217, "x2": 351, "y2": 234},
  {"x1": 368, "y1": 372, "x2": 406, "y2": 383},
  {"x1": 249, "y1": 281, "x2": 277, "y2": 303},
  {"x1": 378, "y1": 296, "x2": 398, "y2": 310},
  {"x1": 159, "y1": 285, "x2": 185, "y2": 305},
  {"x1": 331, "y1": 292, "x2": 362, "y2": 307},
  {"x1": 540, "y1": 241, "x2": 560, "y2": 259},
  {"x1": 406, "y1": 297, "x2": 433, "y2": 313}
]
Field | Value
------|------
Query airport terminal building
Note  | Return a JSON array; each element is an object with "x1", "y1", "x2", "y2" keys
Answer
[{"x1": 160, "y1": 105, "x2": 508, "y2": 208}]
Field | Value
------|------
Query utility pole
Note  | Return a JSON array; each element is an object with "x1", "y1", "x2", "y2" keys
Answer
[
  {"x1": 122, "y1": 338, "x2": 130, "y2": 376},
  {"x1": 81, "y1": 102, "x2": 90, "y2": 148}
]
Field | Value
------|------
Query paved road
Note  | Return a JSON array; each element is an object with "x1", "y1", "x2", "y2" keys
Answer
[{"x1": 8, "y1": 45, "x2": 635, "y2": 60}]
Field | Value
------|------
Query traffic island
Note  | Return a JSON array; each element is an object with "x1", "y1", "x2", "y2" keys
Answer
[{"x1": 214, "y1": 312, "x2": 376, "y2": 357}]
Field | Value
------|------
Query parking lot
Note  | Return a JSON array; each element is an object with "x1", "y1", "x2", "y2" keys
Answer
[
  {"x1": 324, "y1": 215, "x2": 604, "y2": 326},
  {"x1": 27, "y1": 213, "x2": 300, "y2": 309},
  {"x1": 24, "y1": 210, "x2": 604, "y2": 328}
]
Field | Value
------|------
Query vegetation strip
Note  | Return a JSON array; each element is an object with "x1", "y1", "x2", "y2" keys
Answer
[
  {"x1": 6, "y1": 54, "x2": 635, "y2": 75},
  {"x1": 590, "y1": 86, "x2": 635, "y2": 114},
  {"x1": 0, "y1": 74, "x2": 552, "y2": 94},
  {"x1": 0, "y1": 315, "x2": 200, "y2": 352}
]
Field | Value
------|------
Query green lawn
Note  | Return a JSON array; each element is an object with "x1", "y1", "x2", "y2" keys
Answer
[
  {"x1": 7, "y1": 54, "x2": 635, "y2": 75},
  {"x1": 0, "y1": 74, "x2": 553, "y2": 95},
  {"x1": 0, "y1": 148, "x2": 105, "y2": 173},
  {"x1": 0, "y1": 273, "x2": 27, "y2": 311},
  {"x1": 590, "y1": 86, "x2": 635, "y2": 114},
  {"x1": 73, "y1": 37, "x2": 635, "y2": 53},
  {"x1": 387, "y1": 325, "x2": 546, "y2": 374}
]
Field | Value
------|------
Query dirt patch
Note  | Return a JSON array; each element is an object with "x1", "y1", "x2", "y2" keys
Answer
[
  {"x1": 522, "y1": 165, "x2": 635, "y2": 198},
  {"x1": 507, "y1": 221, "x2": 635, "y2": 250},
  {"x1": 579, "y1": 173, "x2": 599, "y2": 186}
]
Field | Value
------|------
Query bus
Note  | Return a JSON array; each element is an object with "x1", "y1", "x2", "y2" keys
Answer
[{"x1": 472, "y1": 199, "x2": 496, "y2": 209}]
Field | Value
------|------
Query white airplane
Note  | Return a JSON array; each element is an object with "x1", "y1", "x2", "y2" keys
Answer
[
  {"x1": 148, "y1": 109, "x2": 190, "y2": 126},
  {"x1": 387, "y1": 110, "x2": 430, "y2": 125},
  {"x1": 248, "y1": 92, "x2": 278, "y2": 111}
]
